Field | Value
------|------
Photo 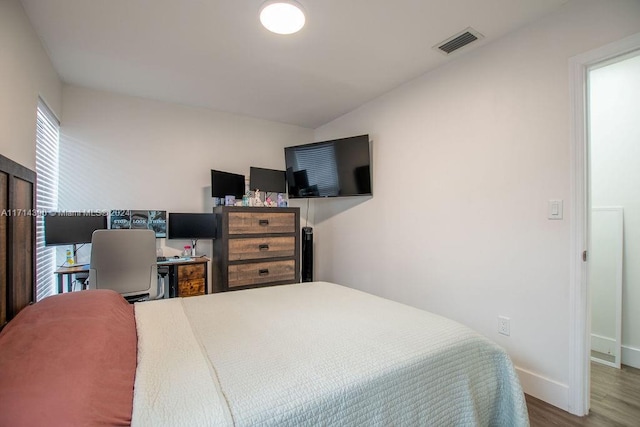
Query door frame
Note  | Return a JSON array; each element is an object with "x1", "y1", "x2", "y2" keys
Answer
[{"x1": 568, "y1": 32, "x2": 640, "y2": 416}]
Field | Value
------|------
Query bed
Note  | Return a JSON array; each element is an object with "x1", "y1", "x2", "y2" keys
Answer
[
  {"x1": 0, "y1": 281, "x2": 529, "y2": 426},
  {"x1": 0, "y1": 152, "x2": 528, "y2": 426}
]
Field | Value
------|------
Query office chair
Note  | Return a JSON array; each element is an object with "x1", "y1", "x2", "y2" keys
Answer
[{"x1": 87, "y1": 229, "x2": 161, "y2": 302}]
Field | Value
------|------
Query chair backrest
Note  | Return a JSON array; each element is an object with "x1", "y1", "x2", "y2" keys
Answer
[{"x1": 88, "y1": 229, "x2": 158, "y2": 300}]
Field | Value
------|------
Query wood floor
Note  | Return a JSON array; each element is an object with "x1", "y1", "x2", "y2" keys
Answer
[{"x1": 527, "y1": 363, "x2": 640, "y2": 426}]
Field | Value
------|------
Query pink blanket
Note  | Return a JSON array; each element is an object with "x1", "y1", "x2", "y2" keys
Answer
[{"x1": 0, "y1": 290, "x2": 137, "y2": 426}]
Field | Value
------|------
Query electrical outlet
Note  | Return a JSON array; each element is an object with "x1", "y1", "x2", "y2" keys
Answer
[{"x1": 498, "y1": 316, "x2": 510, "y2": 336}]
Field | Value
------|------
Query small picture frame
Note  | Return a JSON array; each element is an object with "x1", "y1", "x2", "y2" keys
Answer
[
  {"x1": 225, "y1": 195, "x2": 236, "y2": 206},
  {"x1": 277, "y1": 193, "x2": 287, "y2": 207}
]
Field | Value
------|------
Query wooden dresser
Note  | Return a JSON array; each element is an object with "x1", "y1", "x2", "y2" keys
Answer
[{"x1": 212, "y1": 206, "x2": 300, "y2": 292}]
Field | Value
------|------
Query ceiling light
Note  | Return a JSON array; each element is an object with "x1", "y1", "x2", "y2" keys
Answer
[{"x1": 259, "y1": 0, "x2": 305, "y2": 35}]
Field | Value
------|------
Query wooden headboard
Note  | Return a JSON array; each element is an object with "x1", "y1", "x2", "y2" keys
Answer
[{"x1": 0, "y1": 154, "x2": 36, "y2": 328}]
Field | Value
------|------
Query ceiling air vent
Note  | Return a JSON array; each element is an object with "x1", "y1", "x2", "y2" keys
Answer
[{"x1": 435, "y1": 28, "x2": 484, "y2": 55}]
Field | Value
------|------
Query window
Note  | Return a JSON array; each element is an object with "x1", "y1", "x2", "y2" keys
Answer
[{"x1": 35, "y1": 98, "x2": 59, "y2": 300}]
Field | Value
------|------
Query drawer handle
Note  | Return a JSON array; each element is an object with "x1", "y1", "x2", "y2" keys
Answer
[
  {"x1": 258, "y1": 244, "x2": 269, "y2": 251},
  {"x1": 258, "y1": 269, "x2": 269, "y2": 276},
  {"x1": 259, "y1": 219, "x2": 270, "y2": 226}
]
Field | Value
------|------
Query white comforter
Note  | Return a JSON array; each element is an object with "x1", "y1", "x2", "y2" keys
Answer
[{"x1": 132, "y1": 282, "x2": 529, "y2": 426}]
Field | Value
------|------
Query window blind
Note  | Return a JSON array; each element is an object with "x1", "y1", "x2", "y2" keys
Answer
[{"x1": 35, "y1": 98, "x2": 59, "y2": 300}]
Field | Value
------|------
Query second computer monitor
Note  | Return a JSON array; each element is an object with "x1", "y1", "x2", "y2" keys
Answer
[{"x1": 249, "y1": 167, "x2": 286, "y2": 193}]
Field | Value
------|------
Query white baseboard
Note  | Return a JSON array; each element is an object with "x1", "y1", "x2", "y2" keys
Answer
[
  {"x1": 516, "y1": 366, "x2": 569, "y2": 412},
  {"x1": 591, "y1": 333, "x2": 616, "y2": 356},
  {"x1": 516, "y1": 347, "x2": 640, "y2": 414},
  {"x1": 622, "y1": 345, "x2": 640, "y2": 369}
]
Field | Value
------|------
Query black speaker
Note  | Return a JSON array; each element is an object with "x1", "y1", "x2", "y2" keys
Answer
[{"x1": 301, "y1": 226, "x2": 313, "y2": 282}]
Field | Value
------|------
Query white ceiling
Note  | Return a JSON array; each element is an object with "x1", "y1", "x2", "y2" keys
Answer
[{"x1": 21, "y1": 0, "x2": 568, "y2": 128}]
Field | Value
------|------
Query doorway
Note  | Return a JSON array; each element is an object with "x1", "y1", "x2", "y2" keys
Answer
[
  {"x1": 569, "y1": 33, "x2": 640, "y2": 416},
  {"x1": 588, "y1": 52, "x2": 640, "y2": 370}
]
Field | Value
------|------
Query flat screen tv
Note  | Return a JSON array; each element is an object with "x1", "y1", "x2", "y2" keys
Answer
[
  {"x1": 211, "y1": 170, "x2": 245, "y2": 198},
  {"x1": 168, "y1": 213, "x2": 217, "y2": 240},
  {"x1": 44, "y1": 213, "x2": 108, "y2": 246},
  {"x1": 249, "y1": 167, "x2": 286, "y2": 193},
  {"x1": 284, "y1": 134, "x2": 372, "y2": 198}
]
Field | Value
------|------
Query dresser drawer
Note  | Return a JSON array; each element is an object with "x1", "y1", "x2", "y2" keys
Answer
[
  {"x1": 228, "y1": 236, "x2": 295, "y2": 261},
  {"x1": 178, "y1": 264, "x2": 205, "y2": 281},
  {"x1": 228, "y1": 260, "x2": 296, "y2": 288},
  {"x1": 178, "y1": 279, "x2": 205, "y2": 297},
  {"x1": 228, "y1": 212, "x2": 295, "y2": 235}
]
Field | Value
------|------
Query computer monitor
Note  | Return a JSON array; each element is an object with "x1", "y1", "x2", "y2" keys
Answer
[
  {"x1": 168, "y1": 213, "x2": 217, "y2": 257},
  {"x1": 211, "y1": 170, "x2": 245, "y2": 198},
  {"x1": 44, "y1": 213, "x2": 108, "y2": 246},
  {"x1": 249, "y1": 167, "x2": 286, "y2": 193},
  {"x1": 168, "y1": 213, "x2": 217, "y2": 240}
]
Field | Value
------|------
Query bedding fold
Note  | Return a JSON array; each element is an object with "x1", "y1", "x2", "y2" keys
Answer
[{"x1": 132, "y1": 298, "x2": 234, "y2": 427}]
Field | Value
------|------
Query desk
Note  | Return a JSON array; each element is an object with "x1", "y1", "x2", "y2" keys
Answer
[
  {"x1": 55, "y1": 264, "x2": 90, "y2": 294},
  {"x1": 54, "y1": 257, "x2": 210, "y2": 296}
]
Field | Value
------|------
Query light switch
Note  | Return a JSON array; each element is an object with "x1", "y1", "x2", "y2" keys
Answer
[{"x1": 548, "y1": 200, "x2": 563, "y2": 220}]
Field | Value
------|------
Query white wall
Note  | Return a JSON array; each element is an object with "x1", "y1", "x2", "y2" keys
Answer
[
  {"x1": 590, "y1": 53, "x2": 640, "y2": 368},
  {"x1": 312, "y1": 0, "x2": 640, "y2": 411},
  {"x1": 0, "y1": 0, "x2": 62, "y2": 168},
  {"x1": 59, "y1": 85, "x2": 313, "y2": 279}
]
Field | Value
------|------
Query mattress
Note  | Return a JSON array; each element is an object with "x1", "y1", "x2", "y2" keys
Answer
[{"x1": 132, "y1": 282, "x2": 529, "y2": 426}]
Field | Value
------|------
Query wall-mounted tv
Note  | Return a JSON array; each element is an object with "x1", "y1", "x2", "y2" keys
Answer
[
  {"x1": 44, "y1": 213, "x2": 108, "y2": 246},
  {"x1": 249, "y1": 166, "x2": 286, "y2": 193},
  {"x1": 211, "y1": 169, "x2": 245, "y2": 198},
  {"x1": 284, "y1": 134, "x2": 372, "y2": 198},
  {"x1": 168, "y1": 213, "x2": 217, "y2": 240}
]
